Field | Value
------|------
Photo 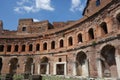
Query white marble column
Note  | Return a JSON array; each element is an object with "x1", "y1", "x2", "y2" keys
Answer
[
  {"x1": 31, "y1": 63, "x2": 34, "y2": 74},
  {"x1": 73, "y1": 62, "x2": 76, "y2": 76},
  {"x1": 64, "y1": 62, "x2": 67, "y2": 75},
  {"x1": 37, "y1": 63, "x2": 40, "y2": 74},
  {"x1": 82, "y1": 60, "x2": 89, "y2": 77},
  {"x1": 23, "y1": 64, "x2": 26, "y2": 73},
  {"x1": 46, "y1": 63, "x2": 49, "y2": 74},
  {"x1": 53, "y1": 63, "x2": 56, "y2": 75},
  {"x1": 115, "y1": 55, "x2": 120, "y2": 78},
  {"x1": 97, "y1": 58, "x2": 102, "y2": 78}
]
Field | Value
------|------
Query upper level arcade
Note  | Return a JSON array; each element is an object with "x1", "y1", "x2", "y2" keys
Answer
[{"x1": 0, "y1": 0, "x2": 119, "y2": 55}]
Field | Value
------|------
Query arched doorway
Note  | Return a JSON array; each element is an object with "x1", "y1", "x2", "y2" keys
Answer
[
  {"x1": 0, "y1": 58, "x2": 3, "y2": 74},
  {"x1": 100, "y1": 45, "x2": 117, "y2": 77},
  {"x1": 88, "y1": 28, "x2": 94, "y2": 40},
  {"x1": 25, "y1": 58, "x2": 34, "y2": 74},
  {"x1": 76, "y1": 51, "x2": 89, "y2": 76},
  {"x1": 9, "y1": 58, "x2": 18, "y2": 74},
  {"x1": 40, "y1": 57, "x2": 49, "y2": 74}
]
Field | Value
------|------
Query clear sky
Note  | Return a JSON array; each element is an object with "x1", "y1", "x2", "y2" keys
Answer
[{"x1": 0, "y1": 0, "x2": 87, "y2": 30}]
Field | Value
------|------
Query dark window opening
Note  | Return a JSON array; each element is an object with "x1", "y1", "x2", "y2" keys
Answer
[
  {"x1": 78, "y1": 33, "x2": 83, "y2": 43},
  {"x1": 36, "y1": 44, "x2": 40, "y2": 51},
  {"x1": 51, "y1": 41, "x2": 55, "y2": 49},
  {"x1": 7, "y1": 45, "x2": 11, "y2": 52},
  {"x1": 22, "y1": 27, "x2": 26, "y2": 31},
  {"x1": 68, "y1": 37, "x2": 73, "y2": 46},
  {"x1": 59, "y1": 58, "x2": 62, "y2": 62},
  {"x1": 29, "y1": 44, "x2": 33, "y2": 51},
  {"x1": 96, "y1": 0, "x2": 100, "y2": 6},
  {"x1": 60, "y1": 39, "x2": 64, "y2": 48},
  {"x1": 0, "y1": 45, "x2": 4, "y2": 52},
  {"x1": 100, "y1": 22, "x2": 108, "y2": 34},
  {"x1": 56, "y1": 64, "x2": 64, "y2": 75},
  {"x1": 88, "y1": 28, "x2": 94, "y2": 40},
  {"x1": 116, "y1": 13, "x2": 120, "y2": 23},
  {"x1": 22, "y1": 45, "x2": 25, "y2": 52},
  {"x1": 43, "y1": 43, "x2": 47, "y2": 50},
  {"x1": 14, "y1": 45, "x2": 18, "y2": 52}
]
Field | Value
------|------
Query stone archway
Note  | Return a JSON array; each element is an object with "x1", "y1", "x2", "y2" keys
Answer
[
  {"x1": 76, "y1": 51, "x2": 88, "y2": 77},
  {"x1": 100, "y1": 44, "x2": 117, "y2": 77},
  {"x1": 25, "y1": 58, "x2": 34, "y2": 74},
  {"x1": 0, "y1": 58, "x2": 3, "y2": 74},
  {"x1": 9, "y1": 58, "x2": 18, "y2": 74},
  {"x1": 40, "y1": 57, "x2": 49, "y2": 74}
]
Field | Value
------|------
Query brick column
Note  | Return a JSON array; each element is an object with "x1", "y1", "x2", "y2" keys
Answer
[{"x1": 1, "y1": 57, "x2": 10, "y2": 74}]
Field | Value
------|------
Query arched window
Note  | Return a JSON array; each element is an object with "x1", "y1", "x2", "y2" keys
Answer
[
  {"x1": 29, "y1": 44, "x2": 33, "y2": 51},
  {"x1": 7, "y1": 45, "x2": 11, "y2": 52},
  {"x1": 88, "y1": 28, "x2": 94, "y2": 40},
  {"x1": 14, "y1": 45, "x2": 18, "y2": 52},
  {"x1": 68, "y1": 37, "x2": 73, "y2": 46},
  {"x1": 0, "y1": 45, "x2": 4, "y2": 52},
  {"x1": 22, "y1": 45, "x2": 25, "y2": 52},
  {"x1": 43, "y1": 42, "x2": 47, "y2": 50},
  {"x1": 100, "y1": 22, "x2": 108, "y2": 35},
  {"x1": 36, "y1": 44, "x2": 40, "y2": 51},
  {"x1": 51, "y1": 41, "x2": 55, "y2": 49},
  {"x1": 77, "y1": 33, "x2": 83, "y2": 43},
  {"x1": 60, "y1": 39, "x2": 64, "y2": 48},
  {"x1": 116, "y1": 13, "x2": 120, "y2": 23},
  {"x1": 40, "y1": 57, "x2": 49, "y2": 74}
]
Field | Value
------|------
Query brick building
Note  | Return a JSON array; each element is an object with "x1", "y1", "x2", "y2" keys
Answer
[{"x1": 0, "y1": 0, "x2": 120, "y2": 79}]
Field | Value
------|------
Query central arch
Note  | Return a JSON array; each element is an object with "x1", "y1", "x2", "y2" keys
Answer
[
  {"x1": 40, "y1": 57, "x2": 49, "y2": 74},
  {"x1": 25, "y1": 58, "x2": 34, "y2": 74},
  {"x1": 100, "y1": 45, "x2": 117, "y2": 77},
  {"x1": 76, "y1": 51, "x2": 88, "y2": 76},
  {"x1": 9, "y1": 58, "x2": 18, "y2": 74}
]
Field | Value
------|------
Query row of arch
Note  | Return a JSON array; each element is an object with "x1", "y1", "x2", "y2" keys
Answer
[
  {"x1": 0, "y1": 22, "x2": 109, "y2": 53},
  {"x1": 0, "y1": 44, "x2": 118, "y2": 77},
  {"x1": 0, "y1": 13, "x2": 120, "y2": 53},
  {"x1": 0, "y1": 56, "x2": 49, "y2": 75}
]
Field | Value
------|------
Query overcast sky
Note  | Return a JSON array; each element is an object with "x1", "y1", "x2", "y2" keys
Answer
[{"x1": 0, "y1": 0, "x2": 87, "y2": 30}]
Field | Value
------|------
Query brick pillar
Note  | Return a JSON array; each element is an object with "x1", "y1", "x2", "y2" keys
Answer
[
  {"x1": 18, "y1": 43, "x2": 21, "y2": 53},
  {"x1": 17, "y1": 57, "x2": 25, "y2": 74},
  {"x1": 1, "y1": 57, "x2": 10, "y2": 74}
]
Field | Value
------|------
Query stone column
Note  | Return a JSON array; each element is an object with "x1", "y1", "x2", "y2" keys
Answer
[
  {"x1": 82, "y1": 59, "x2": 89, "y2": 77},
  {"x1": 97, "y1": 58, "x2": 102, "y2": 78},
  {"x1": 53, "y1": 63, "x2": 56, "y2": 75},
  {"x1": 46, "y1": 63, "x2": 49, "y2": 74},
  {"x1": 73, "y1": 62, "x2": 76, "y2": 76},
  {"x1": 31, "y1": 63, "x2": 34, "y2": 74},
  {"x1": 23, "y1": 64, "x2": 26, "y2": 73},
  {"x1": 64, "y1": 62, "x2": 67, "y2": 75},
  {"x1": 37, "y1": 63, "x2": 40, "y2": 74},
  {"x1": 115, "y1": 55, "x2": 120, "y2": 78}
]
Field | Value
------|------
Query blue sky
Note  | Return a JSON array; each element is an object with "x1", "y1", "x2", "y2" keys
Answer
[{"x1": 0, "y1": 0, "x2": 87, "y2": 30}]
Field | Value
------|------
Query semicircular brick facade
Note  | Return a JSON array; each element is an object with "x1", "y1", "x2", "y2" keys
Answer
[{"x1": 0, "y1": 0, "x2": 120, "y2": 78}]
